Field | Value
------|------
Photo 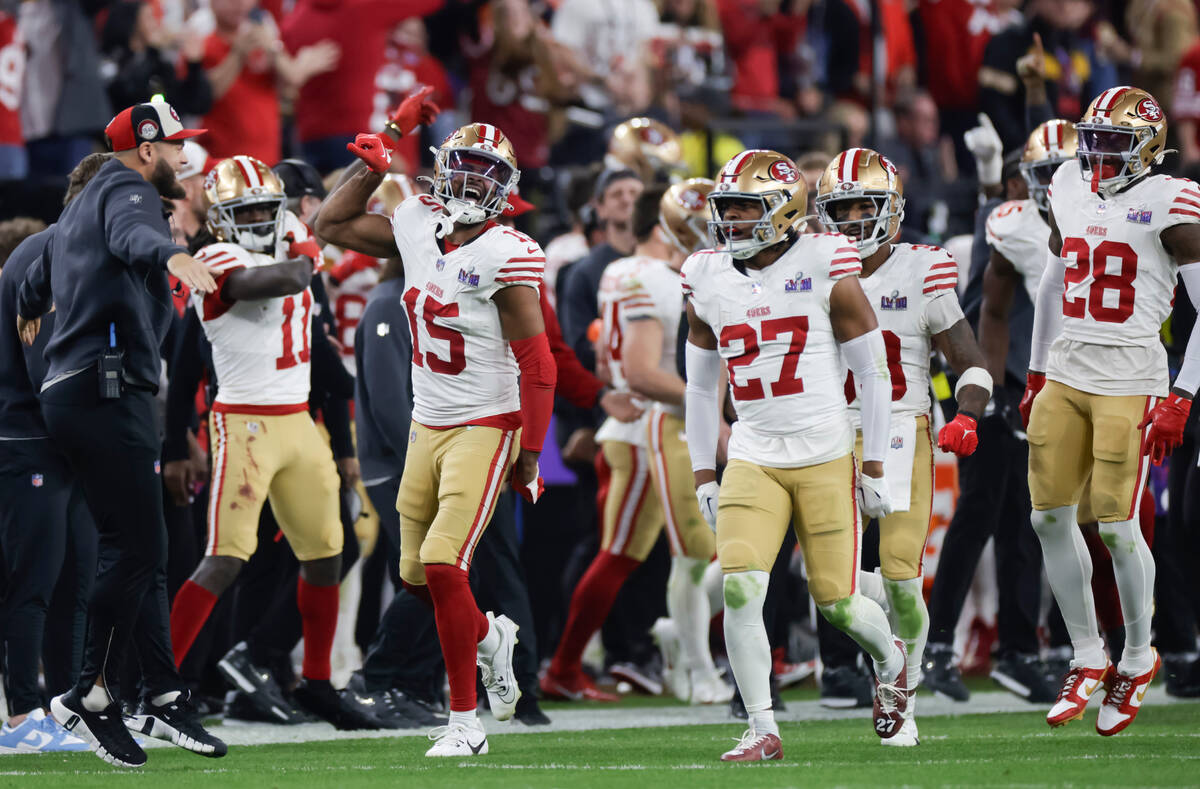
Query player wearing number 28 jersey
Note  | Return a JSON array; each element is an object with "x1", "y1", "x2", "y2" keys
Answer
[
  {"x1": 682, "y1": 149, "x2": 905, "y2": 762},
  {"x1": 816, "y1": 147, "x2": 993, "y2": 747},
  {"x1": 1023, "y1": 87, "x2": 1200, "y2": 735},
  {"x1": 317, "y1": 110, "x2": 556, "y2": 757}
]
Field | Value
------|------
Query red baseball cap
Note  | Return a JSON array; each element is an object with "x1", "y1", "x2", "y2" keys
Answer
[
  {"x1": 504, "y1": 188, "x2": 534, "y2": 217},
  {"x1": 105, "y1": 100, "x2": 206, "y2": 152}
]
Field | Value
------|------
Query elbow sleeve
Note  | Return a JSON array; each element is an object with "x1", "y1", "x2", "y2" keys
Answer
[
  {"x1": 511, "y1": 332, "x2": 557, "y2": 452},
  {"x1": 842, "y1": 328, "x2": 891, "y2": 464},
  {"x1": 684, "y1": 342, "x2": 722, "y2": 472}
]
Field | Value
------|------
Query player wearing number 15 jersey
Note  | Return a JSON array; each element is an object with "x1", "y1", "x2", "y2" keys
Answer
[
  {"x1": 683, "y1": 149, "x2": 905, "y2": 762},
  {"x1": 1023, "y1": 87, "x2": 1200, "y2": 735},
  {"x1": 317, "y1": 115, "x2": 556, "y2": 757},
  {"x1": 816, "y1": 148, "x2": 993, "y2": 746},
  {"x1": 169, "y1": 155, "x2": 378, "y2": 730}
]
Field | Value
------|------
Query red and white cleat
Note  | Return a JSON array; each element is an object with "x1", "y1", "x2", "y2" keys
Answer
[
  {"x1": 538, "y1": 670, "x2": 620, "y2": 703},
  {"x1": 720, "y1": 729, "x2": 783, "y2": 762},
  {"x1": 873, "y1": 640, "x2": 910, "y2": 741},
  {"x1": 1097, "y1": 650, "x2": 1161, "y2": 736},
  {"x1": 1046, "y1": 661, "x2": 1112, "y2": 727}
]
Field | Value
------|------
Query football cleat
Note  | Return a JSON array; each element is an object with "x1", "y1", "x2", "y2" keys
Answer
[
  {"x1": 293, "y1": 678, "x2": 384, "y2": 730},
  {"x1": 990, "y1": 652, "x2": 1058, "y2": 704},
  {"x1": 773, "y1": 647, "x2": 817, "y2": 689},
  {"x1": 217, "y1": 641, "x2": 294, "y2": 724},
  {"x1": 609, "y1": 661, "x2": 664, "y2": 696},
  {"x1": 922, "y1": 646, "x2": 969, "y2": 702},
  {"x1": 0, "y1": 708, "x2": 89, "y2": 753},
  {"x1": 720, "y1": 729, "x2": 783, "y2": 762},
  {"x1": 651, "y1": 618, "x2": 689, "y2": 702},
  {"x1": 477, "y1": 612, "x2": 521, "y2": 722},
  {"x1": 51, "y1": 689, "x2": 147, "y2": 768},
  {"x1": 539, "y1": 669, "x2": 620, "y2": 702},
  {"x1": 1097, "y1": 650, "x2": 1161, "y2": 736},
  {"x1": 1046, "y1": 661, "x2": 1112, "y2": 727},
  {"x1": 124, "y1": 690, "x2": 227, "y2": 757},
  {"x1": 513, "y1": 694, "x2": 551, "y2": 726},
  {"x1": 819, "y1": 665, "x2": 874, "y2": 709},
  {"x1": 425, "y1": 721, "x2": 488, "y2": 757},
  {"x1": 872, "y1": 640, "x2": 910, "y2": 740},
  {"x1": 881, "y1": 690, "x2": 919, "y2": 747},
  {"x1": 690, "y1": 668, "x2": 735, "y2": 705}
]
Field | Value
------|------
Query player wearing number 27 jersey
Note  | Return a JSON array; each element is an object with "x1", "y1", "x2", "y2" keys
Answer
[
  {"x1": 682, "y1": 149, "x2": 906, "y2": 762},
  {"x1": 1023, "y1": 87, "x2": 1200, "y2": 736}
]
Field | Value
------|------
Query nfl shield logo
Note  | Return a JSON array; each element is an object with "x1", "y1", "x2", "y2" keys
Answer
[
  {"x1": 750, "y1": 281, "x2": 763, "y2": 295},
  {"x1": 31, "y1": 473, "x2": 43, "y2": 487},
  {"x1": 435, "y1": 258, "x2": 446, "y2": 271},
  {"x1": 154, "y1": 460, "x2": 161, "y2": 475}
]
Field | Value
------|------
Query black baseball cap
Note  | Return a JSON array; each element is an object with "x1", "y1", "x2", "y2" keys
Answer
[
  {"x1": 105, "y1": 100, "x2": 205, "y2": 152},
  {"x1": 273, "y1": 159, "x2": 327, "y2": 201}
]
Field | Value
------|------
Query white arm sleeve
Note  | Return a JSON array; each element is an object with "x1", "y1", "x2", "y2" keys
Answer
[
  {"x1": 842, "y1": 328, "x2": 891, "y2": 464},
  {"x1": 1029, "y1": 249, "x2": 1066, "y2": 373},
  {"x1": 684, "y1": 341, "x2": 723, "y2": 472},
  {"x1": 1174, "y1": 263, "x2": 1200, "y2": 396}
]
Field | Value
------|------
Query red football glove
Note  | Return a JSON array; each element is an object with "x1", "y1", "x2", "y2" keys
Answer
[
  {"x1": 388, "y1": 85, "x2": 440, "y2": 137},
  {"x1": 285, "y1": 232, "x2": 323, "y2": 269},
  {"x1": 1139, "y1": 392, "x2": 1192, "y2": 466},
  {"x1": 329, "y1": 250, "x2": 378, "y2": 285},
  {"x1": 347, "y1": 133, "x2": 395, "y2": 174},
  {"x1": 1019, "y1": 372, "x2": 1046, "y2": 429},
  {"x1": 938, "y1": 414, "x2": 979, "y2": 457}
]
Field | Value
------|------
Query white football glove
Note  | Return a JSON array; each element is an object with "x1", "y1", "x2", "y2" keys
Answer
[
  {"x1": 858, "y1": 472, "x2": 894, "y2": 520},
  {"x1": 963, "y1": 112, "x2": 1003, "y2": 186},
  {"x1": 696, "y1": 481, "x2": 720, "y2": 533}
]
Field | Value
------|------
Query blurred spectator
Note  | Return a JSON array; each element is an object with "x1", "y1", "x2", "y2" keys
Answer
[
  {"x1": 18, "y1": 0, "x2": 112, "y2": 179},
  {"x1": 978, "y1": 0, "x2": 1119, "y2": 153},
  {"x1": 823, "y1": 0, "x2": 916, "y2": 108},
  {"x1": 100, "y1": 1, "x2": 213, "y2": 118},
  {"x1": 282, "y1": 0, "x2": 442, "y2": 174},
  {"x1": 716, "y1": 0, "x2": 805, "y2": 118},
  {"x1": 1096, "y1": 0, "x2": 1196, "y2": 115},
  {"x1": 649, "y1": 0, "x2": 729, "y2": 124},
  {"x1": 0, "y1": 6, "x2": 25, "y2": 179},
  {"x1": 197, "y1": 0, "x2": 339, "y2": 164},
  {"x1": 543, "y1": 164, "x2": 601, "y2": 304},
  {"x1": 796, "y1": 149, "x2": 831, "y2": 231},
  {"x1": 1174, "y1": 39, "x2": 1200, "y2": 165},
  {"x1": 550, "y1": 0, "x2": 658, "y2": 112},
  {"x1": 876, "y1": 90, "x2": 958, "y2": 240},
  {"x1": 168, "y1": 139, "x2": 212, "y2": 246}
]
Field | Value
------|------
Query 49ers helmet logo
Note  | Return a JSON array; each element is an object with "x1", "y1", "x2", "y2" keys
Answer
[
  {"x1": 1136, "y1": 97, "x2": 1163, "y2": 122},
  {"x1": 769, "y1": 160, "x2": 799, "y2": 184},
  {"x1": 138, "y1": 120, "x2": 159, "y2": 140},
  {"x1": 641, "y1": 126, "x2": 665, "y2": 145},
  {"x1": 677, "y1": 188, "x2": 705, "y2": 211}
]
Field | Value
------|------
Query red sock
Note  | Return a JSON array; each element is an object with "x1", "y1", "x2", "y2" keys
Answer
[
  {"x1": 170, "y1": 580, "x2": 218, "y2": 668},
  {"x1": 549, "y1": 552, "x2": 640, "y2": 677},
  {"x1": 424, "y1": 563, "x2": 488, "y2": 712},
  {"x1": 297, "y1": 577, "x2": 339, "y2": 681},
  {"x1": 402, "y1": 580, "x2": 434, "y2": 609}
]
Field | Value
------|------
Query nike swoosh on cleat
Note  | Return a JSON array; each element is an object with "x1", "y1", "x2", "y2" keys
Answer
[
  {"x1": 1135, "y1": 687, "x2": 1148, "y2": 704},
  {"x1": 469, "y1": 738, "x2": 487, "y2": 754},
  {"x1": 762, "y1": 749, "x2": 778, "y2": 759}
]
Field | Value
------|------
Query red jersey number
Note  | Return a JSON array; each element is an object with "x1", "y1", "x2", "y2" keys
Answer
[
  {"x1": 275, "y1": 291, "x2": 312, "y2": 370},
  {"x1": 720, "y1": 317, "x2": 810, "y2": 401},
  {"x1": 1060, "y1": 237, "x2": 1137, "y2": 324},
  {"x1": 403, "y1": 287, "x2": 467, "y2": 375},
  {"x1": 843, "y1": 329, "x2": 906, "y2": 404}
]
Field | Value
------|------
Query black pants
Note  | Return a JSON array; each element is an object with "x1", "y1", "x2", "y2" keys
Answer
[
  {"x1": 40, "y1": 371, "x2": 180, "y2": 698},
  {"x1": 42, "y1": 487, "x2": 97, "y2": 699},
  {"x1": 0, "y1": 438, "x2": 92, "y2": 714},
  {"x1": 926, "y1": 414, "x2": 1044, "y2": 655},
  {"x1": 1154, "y1": 432, "x2": 1200, "y2": 654}
]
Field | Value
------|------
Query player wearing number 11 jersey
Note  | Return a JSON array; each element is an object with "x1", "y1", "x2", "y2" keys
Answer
[
  {"x1": 683, "y1": 149, "x2": 905, "y2": 761},
  {"x1": 1023, "y1": 86, "x2": 1200, "y2": 735}
]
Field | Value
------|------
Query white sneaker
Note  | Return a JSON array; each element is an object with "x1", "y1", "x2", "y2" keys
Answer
[
  {"x1": 651, "y1": 618, "x2": 689, "y2": 702},
  {"x1": 425, "y1": 722, "x2": 488, "y2": 757},
  {"x1": 689, "y1": 668, "x2": 734, "y2": 704},
  {"x1": 477, "y1": 612, "x2": 520, "y2": 721},
  {"x1": 882, "y1": 691, "x2": 919, "y2": 747}
]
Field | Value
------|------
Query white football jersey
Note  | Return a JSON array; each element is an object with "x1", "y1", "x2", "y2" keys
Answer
[
  {"x1": 595, "y1": 255, "x2": 684, "y2": 445},
  {"x1": 325, "y1": 251, "x2": 381, "y2": 375},
  {"x1": 1046, "y1": 159, "x2": 1200, "y2": 396},
  {"x1": 848, "y1": 243, "x2": 965, "y2": 424},
  {"x1": 391, "y1": 195, "x2": 544, "y2": 427},
  {"x1": 683, "y1": 233, "x2": 862, "y2": 468},
  {"x1": 986, "y1": 198, "x2": 1050, "y2": 300}
]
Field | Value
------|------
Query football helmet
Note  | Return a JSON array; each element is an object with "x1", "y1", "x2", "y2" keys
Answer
[
  {"x1": 428, "y1": 123, "x2": 519, "y2": 226},
  {"x1": 708, "y1": 150, "x2": 807, "y2": 259},
  {"x1": 205, "y1": 155, "x2": 287, "y2": 254},
  {"x1": 1020, "y1": 119, "x2": 1077, "y2": 212},
  {"x1": 1076, "y1": 86, "x2": 1167, "y2": 196},
  {"x1": 606, "y1": 118, "x2": 685, "y2": 184},
  {"x1": 368, "y1": 173, "x2": 420, "y2": 217},
  {"x1": 659, "y1": 178, "x2": 714, "y2": 254},
  {"x1": 814, "y1": 147, "x2": 904, "y2": 257}
]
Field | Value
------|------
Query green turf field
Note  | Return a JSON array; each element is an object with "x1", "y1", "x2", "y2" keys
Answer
[{"x1": 4, "y1": 703, "x2": 1197, "y2": 788}]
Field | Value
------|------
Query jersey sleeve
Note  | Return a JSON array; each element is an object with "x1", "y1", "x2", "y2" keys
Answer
[
  {"x1": 619, "y1": 271, "x2": 659, "y2": 321},
  {"x1": 194, "y1": 243, "x2": 251, "y2": 320},
  {"x1": 826, "y1": 233, "x2": 862, "y2": 280},
  {"x1": 921, "y1": 247, "x2": 959, "y2": 296},
  {"x1": 493, "y1": 228, "x2": 546, "y2": 290},
  {"x1": 985, "y1": 201, "x2": 1025, "y2": 257},
  {"x1": 1161, "y1": 177, "x2": 1200, "y2": 230},
  {"x1": 680, "y1": 251, "x2": 714, "y2": 327}
]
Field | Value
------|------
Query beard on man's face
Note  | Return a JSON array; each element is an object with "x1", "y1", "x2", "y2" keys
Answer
[{"x1": 150, "y1": 157, "x2": 186, "y2": 200}]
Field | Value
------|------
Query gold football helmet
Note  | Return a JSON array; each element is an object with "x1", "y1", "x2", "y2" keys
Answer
[
  {"x1": 708, "y1": 150, "x2": 807, "y2": 259},
  {"x1": 1076, "y1": 86, "x2": 1167, "y2": 196},
  {"x1": 368, "y1": 174, "x2": 421, "y2": 217},
  {"x1": 429, "y1": 123, "x2": 520, "y2": 225},
  {"x1": 659, "y1": 178, "x2": 714, "y2": 254},
  {"x1": 606, "y1": 118, "x2": 685, "y2": 184},
  {"x1": 1021, "y1": 119, "x2": 1078, "y2": 212},
  {"x1": 204, "y1": 155, "x2": 286, "y2": 254},
  {"x1": 814, "y1": 147, "x2": 904, "y2": 257}
]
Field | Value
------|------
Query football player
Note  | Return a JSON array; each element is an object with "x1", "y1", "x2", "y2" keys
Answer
[
  {"x1": 315, "y1": 105, "x2": 556, "y2": 756},
  {"x1": 1022, "y1": 87, "x2": 1200, "y2": 735},
  {"x1": 605, "y1": 117, "x2": 687, "y2": 185},
  {"x1": 540, "y1": 180, "x2": 729, "y2": 705},
  {"x1": 684, "y1": 149, "x2": 906, "y2": 761},
  {"x1": 167, "y1": 155, "x2": 379, "y2": 730},
  {"x1": 815, "y1": 148, "x2": 993, "y2": 746}
]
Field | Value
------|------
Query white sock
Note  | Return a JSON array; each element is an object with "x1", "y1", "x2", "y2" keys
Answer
[
  {"x1": 668, "y1": 556, "x2": 715, "y2": 671},
  {"x1": 884, "y1": 576, "x2": 928, "y2": 690},
  {"x1": 448, "y1": 709, "x2": 478, "y2": 728},
  {"x1": 1031, "y1": 506, "x2": 1106, "y2": 668},
  {"x1": 723, "y1": 571, "x2": 772, "y2": 714},
  {"x1": 858, "y1": 568, "x2": 888, "y2": 612},
  {"x1": 82, "y1": 684, "x2": 110, "y2": 712},
  {"x1": 703, "y1": 559, "x2": 724, "y2": 615},
  {"x1": 1099, "y1": 518, "x2": 1156, "y2": 675},
  {"x1": 477, "y1": 614, "x2": 500, "y2": 656},
  {"x1": 151, "y1": 690, "x2": 181, "y2": 707},
  {"x1": 819, "y1": 593, "x2": 901, "y2": 682},
  {"x1": 750, "y1": 709, "x2": 778, "y2": 737}
]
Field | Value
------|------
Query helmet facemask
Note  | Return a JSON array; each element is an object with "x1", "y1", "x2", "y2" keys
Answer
[
  {"x1": 707, "y1": 192, "x2": 789, "y2": 260},
  {"x1": 209, "y1": 194, "x2": 286, "y2": 254},
  {"x1": 815, "y1": 191, "x2": 903, "y2": 257},
  {"x1": 1076, "y1": 125, "x2": 1156, "y2": 197},
  {"x1": 1019, "y1": 160, "x2": 1061, "y2": 213},
  {"x1": 430, "y1": 147, "x2": 518, "y2": 227}
]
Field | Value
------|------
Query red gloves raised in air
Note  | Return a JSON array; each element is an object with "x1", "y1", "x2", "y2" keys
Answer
[
  {"x1": 938, "y1": 414, "x2": 979, "y2": 457},
  {"x1": 1019, "y1": 372, "x2": 1046, "y2": 429},
  {"x1": 1139, "y1": 392, "x2": 1192, "y2": 466},
  {"x1": 346, "y1": 133, "x2": 395, "y2": 174},
  {"x1": 388, "y1": 85, "x2": 440, "y2": 136}
]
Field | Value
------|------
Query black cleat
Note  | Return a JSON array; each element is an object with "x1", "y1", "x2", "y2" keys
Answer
[
  {"x1": 1164, "y1": 655, "x2": 1200, "y2": 698},
  {"x1": 819, "y1": 665, "x2": 874, "y2": 709},
  {"x1": 346, "y1": 674, "x2": 439, "y2": 728},
  {"x1": 293, "y1": 678, "x2": 384, "y2": 730},
  {"x1": 125, "y1": 690, "x2": 227, "y2": 757},
  {"x1": 922, "y1": 646, "x2": 969, "y2": 702},
  {"x1": 514, "y1": 694, "x2": 551, "y2": 726},
  {"x1": 990, "y1": 652, "x2": 1058, "y2": 704},
  {"x1": 51, "y1": 689, "x2": 147, "y2": 768},
  {"x1": 217, "y1": 642, "x2": 295, "y2": 724}
]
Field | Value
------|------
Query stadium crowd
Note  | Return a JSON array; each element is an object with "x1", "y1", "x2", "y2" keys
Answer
[{"x1": 1, "y1": 0, "x2": 1199, "y2": 766}]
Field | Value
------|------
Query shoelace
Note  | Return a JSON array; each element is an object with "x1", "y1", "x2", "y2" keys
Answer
[
  {"x1": 427, "y1": 723, "x2": 474, "y2": 744},
  {"x1": 876, "y1": 681, "x2": 903, "y2": 713},
  {"x1": 730, "y1": 729, "x2": 767, "y2": 753},
  {"x1": 1107, "y1": 675, "x2": 1133, "y2": 706}
]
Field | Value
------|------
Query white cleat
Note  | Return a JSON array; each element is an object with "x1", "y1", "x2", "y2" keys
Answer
[
  {"x1": 651, "y1": 618, "x2": 689, "y2": 702},
  {"x1": 882, "y1": 690, "x2": 919, "y2": 747},
  {"x1": 425, "y1": 722, "x2": 488, "y2": 757},
  {"x1": 478, "y1": 612, "x2": 521, "y2": 721},
  {"x1": 689, "y1": 668, "x2": 735, "y2": 705}
]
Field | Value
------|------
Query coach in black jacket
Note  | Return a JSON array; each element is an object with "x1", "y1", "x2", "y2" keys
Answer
[{"x1": 14, "y1": 101, "x2": 220, "y2": 767}]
